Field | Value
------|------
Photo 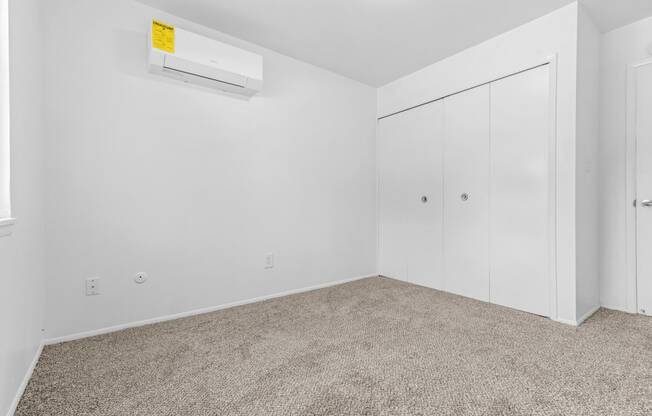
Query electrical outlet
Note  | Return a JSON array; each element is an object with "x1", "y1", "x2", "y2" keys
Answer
[
  {"x1": 134, "y1": 272, "x2": 148, "y2": 284},
  {"x1": 85, "y1": 278, "x2": 100, "y2": 296},
  {"x1": 264, "y1": 253, "x2": 274, "y2": 269}
]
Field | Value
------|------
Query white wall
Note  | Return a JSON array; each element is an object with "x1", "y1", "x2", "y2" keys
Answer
[
  {"x1": 599, "y1": 15, "x2": 652, "y2": 312},
  {"x1": 0, "y1": 0, "x2": 45, "y2": 414},
  {"x1": 41, "y1": 0, "x2": 378, "y2": 340},
  {"x1": 0, "y1": 0, "x2": 8, "y2": 220},
  {"x1": 378, "y1": 3, "x2": 580, "y2": 323},
  {"x1": 575, "y1": 4, "x2": 601, "y2": 320}
]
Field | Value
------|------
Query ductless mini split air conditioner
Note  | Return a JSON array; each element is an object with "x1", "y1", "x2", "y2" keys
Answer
[{"x1": 147, "y1": 20, "x2": 263, "y2": 97}]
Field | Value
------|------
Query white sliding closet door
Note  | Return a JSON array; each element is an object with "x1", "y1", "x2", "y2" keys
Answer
[
  {"x1": 378, "y1": 102, "x2": 444, "y2": 287},
  {"x1": 378, "y1": 111, "x2": 411, "y2": 281},
  {"x1": 443, "y1": 85, "x2": 491, "y2": 301},
  {"x1": 635, "y1": 63, "x2": 652, "y2": 316},
  {"x1": 489, "y1": 65, "x2": 551, "y2": 317}
]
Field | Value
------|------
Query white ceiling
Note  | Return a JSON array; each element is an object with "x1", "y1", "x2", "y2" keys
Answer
[
  {"x1": 582, "y1": 0, "x2": 652, "y2": 33},
  {"x1": 139, "y1": 0, "x2": 652, "y2": 86}
]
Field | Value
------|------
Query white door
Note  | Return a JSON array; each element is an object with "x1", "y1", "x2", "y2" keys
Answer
[
  {"x1": 636, "y1": 63, "x2": 652, "y2": 316},
  {"x1": 443, "y1": 85, "x2": 491, "y2": 301},
  {"x1": 378, "y1": 111, "x2": 411, "y2": 281},
  {"x1": 378, "y1": 102, "x2": 444, "y2": 287},
  {"x1": 489, "y1": 65, "x2": 551, "y2": 317}
]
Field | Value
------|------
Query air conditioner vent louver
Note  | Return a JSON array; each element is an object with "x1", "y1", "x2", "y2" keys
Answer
[{"x1": 148, "y1": 20, "x2": 263, "y2": 97}]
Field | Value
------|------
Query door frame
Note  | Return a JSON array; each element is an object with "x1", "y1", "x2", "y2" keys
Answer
[
  {"x1": 376, "y1": 55, "x2": 559, "y2": 321},
  {"x1": 625, "y1": 58, "x2": 652, "y2": 314},
  {"x1": 545, "y1": 57, "x2": 559, "y2": 321}
]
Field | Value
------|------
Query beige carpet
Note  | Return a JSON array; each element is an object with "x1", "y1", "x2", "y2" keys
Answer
[{"x1": 15, "y1": 277, "x2": 652, "y2": 415}]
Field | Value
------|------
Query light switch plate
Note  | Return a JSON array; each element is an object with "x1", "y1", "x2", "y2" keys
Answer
[{"x1": 265, "y1": 253, "x2": 274, "y2": 269}]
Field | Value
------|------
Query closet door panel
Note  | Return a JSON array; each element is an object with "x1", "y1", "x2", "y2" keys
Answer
[
  {"x1": 406, "y1": 102, "x2": 444, "y2": 289},
  {"x1": 489, "y1": 65, "x2": 551, "y2": 317},
  {"x1": 443, "y1": 86, "x2": 491, "y2": 301},
  {"x1": 378, "y1": 112, "x2": 411, "y2": 281},
  {"x1": 378, "y1": 101, "x2": 444, "y2": 287}
]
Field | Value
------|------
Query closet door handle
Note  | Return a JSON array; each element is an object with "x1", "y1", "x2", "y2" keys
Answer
[{"x1": 641, "y1": 200, "x2": 652, "y2": 207}]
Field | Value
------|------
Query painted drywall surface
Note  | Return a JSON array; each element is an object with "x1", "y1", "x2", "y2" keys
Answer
[
  {"x1": 599, "y1": 15, "x2": 652, "y2": 311},
  {"x1": 377, "y1": 3, "x2": 579, "y2": 323},
  {"x1": 0, "y1": 0, "x2": 45, "y2": 414},
  {"x1": 575, "y1": 4, "x2": 601, "y2": 320},
  {"x1": 42, "y1": 0, "x2": 377, "y2": 339},
  {"x1": 0, "y1": 0, "x2": 7, "y2": 220}
]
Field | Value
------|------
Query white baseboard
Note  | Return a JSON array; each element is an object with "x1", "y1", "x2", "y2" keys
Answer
[
  {"x1": 600, "y1": 303, "x2": 635, "y2": 314},
  {"x1": 576, "y1": 305, "x2": 601, "y2": 325},
  {"x1": 44, "y1": 274, "x2": 377, "y2": 346},
  {"x1": 554, "y1": 317, "x2": 577, "y2": 326},
  {"x1": 6, "y1": 342, "x2": 43, "y2": 416},
  {"x1": 555, "y1": 305, "x2": 601, "y2": 327}
]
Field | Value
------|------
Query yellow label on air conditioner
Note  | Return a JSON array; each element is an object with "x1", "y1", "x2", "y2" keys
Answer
[{"x1": 152, "y1": 20, "x2": 175, "y2": 53}]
